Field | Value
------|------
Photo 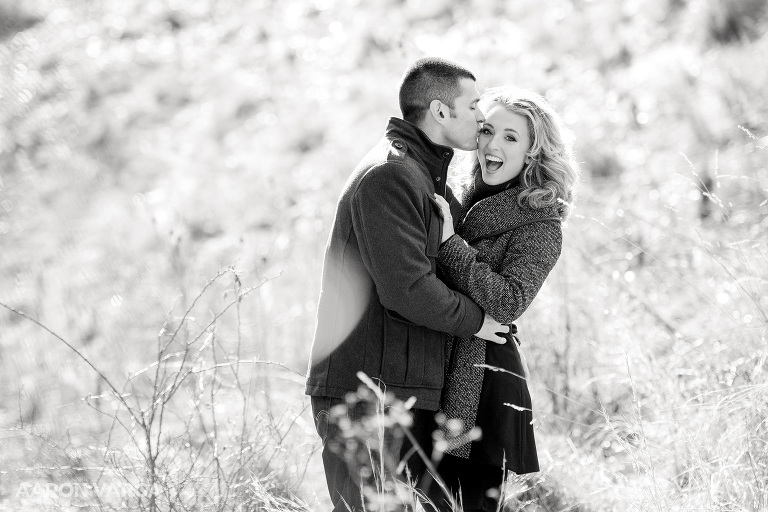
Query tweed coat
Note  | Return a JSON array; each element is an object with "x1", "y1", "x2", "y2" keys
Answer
[{"x1": 436, "y1": 176, "x2": 562, "y2": 467}]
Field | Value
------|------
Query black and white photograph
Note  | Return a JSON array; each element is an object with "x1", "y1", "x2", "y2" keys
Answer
[{"x1": 1, "y1": 0, "x2": 767, "y2": 510}]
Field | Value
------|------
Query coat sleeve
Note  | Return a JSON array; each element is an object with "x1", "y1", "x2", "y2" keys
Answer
[
  {"x1": 350, "y1": 163, "x2": 484, "y2": 338},
  {"x1": 437, "y1": 220, "x2": 562, "y2": 324}
]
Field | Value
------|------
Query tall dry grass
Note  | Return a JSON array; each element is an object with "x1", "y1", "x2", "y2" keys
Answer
[{"x1": 1, "y1": 268, "x2": 316, "y2": 511}]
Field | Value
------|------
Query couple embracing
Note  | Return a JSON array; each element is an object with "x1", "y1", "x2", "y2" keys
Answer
[{"x1": 305, "y1": 57, "x2": 579, "y2": 512}]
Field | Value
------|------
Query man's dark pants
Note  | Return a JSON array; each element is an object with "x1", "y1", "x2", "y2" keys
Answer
[{"x1": 311, "y1": 395, "x2": 436, "y2": 512}]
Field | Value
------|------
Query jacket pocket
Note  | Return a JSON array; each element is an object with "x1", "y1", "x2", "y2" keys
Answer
[
  {"x1": 381, "y1": 315, "x2": 409, "y2": 384},
  {"x1": 381, "y1": 310, "x2": 445, "y2": 390}
]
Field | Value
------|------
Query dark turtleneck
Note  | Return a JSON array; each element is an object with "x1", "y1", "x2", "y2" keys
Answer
[{"x1": 468, "y1": 172, "x2": 522, "y2": 209}]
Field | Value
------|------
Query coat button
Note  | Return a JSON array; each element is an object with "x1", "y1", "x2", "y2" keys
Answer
[
  {"x1": 442, "y1": 151, "x2": 450, "y2": 158},
  {"x1": 435, "y1": 177, "x2": 441, "y2": 181},
  {"x1": 393, "y1": 141, "x2": 404, "y2": 150}
]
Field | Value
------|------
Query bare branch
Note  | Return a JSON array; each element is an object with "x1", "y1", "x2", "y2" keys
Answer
[{"x1": 0, "y1": 301, "x2": 144, "y2": 429}]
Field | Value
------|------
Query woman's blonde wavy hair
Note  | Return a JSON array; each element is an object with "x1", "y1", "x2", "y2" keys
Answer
[{"x1": 462, "y1": 86, "x2": 580, "y2": 219}]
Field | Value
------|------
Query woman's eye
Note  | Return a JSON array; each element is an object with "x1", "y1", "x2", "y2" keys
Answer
[
  {"x1": 506, "y1": 136, "x2": 516, "y2": 142},
  {"x1": 481, "y1": 128, "x2": 491, "y2": 134}
]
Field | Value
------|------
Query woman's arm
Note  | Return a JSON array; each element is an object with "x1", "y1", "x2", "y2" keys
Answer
[{"x1": 437, "y1": 221, "x2": 562, "y2": 324}]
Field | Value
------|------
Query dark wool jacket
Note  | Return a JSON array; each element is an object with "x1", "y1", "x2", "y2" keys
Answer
[
  {"x1": 438, "y1": 177, "x2": 562, "y2": 457},
  {"x1": 305, "y1": 118, "x2": 485, "y2": 410}
]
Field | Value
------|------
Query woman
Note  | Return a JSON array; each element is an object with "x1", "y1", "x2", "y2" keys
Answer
[{"x1": 429, "y1": 86, "x2": 579, "y2": 512}]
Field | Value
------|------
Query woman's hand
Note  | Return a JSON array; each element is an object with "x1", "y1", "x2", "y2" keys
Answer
[{"x1": 433, "y1": 193, "x2": 455, "y2": 243}]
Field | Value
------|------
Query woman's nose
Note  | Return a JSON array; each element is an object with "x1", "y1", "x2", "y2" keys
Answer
[{"x1": 486, "y1": 134, "x2": 501, "y2": 150}]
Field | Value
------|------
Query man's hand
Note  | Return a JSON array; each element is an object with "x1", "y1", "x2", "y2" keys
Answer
[{"x1": 474, "y1": 315, "x2": 508, "y2": 344}]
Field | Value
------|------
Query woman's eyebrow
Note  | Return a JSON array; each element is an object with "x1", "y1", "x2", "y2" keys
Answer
[{"x1": 503, "y1": 128, "x2": 520, "y2": 136}]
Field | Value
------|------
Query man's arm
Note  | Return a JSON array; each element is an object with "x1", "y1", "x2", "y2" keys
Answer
[{"x1": 350, "y1": 163, "x2": 484, "y2": 338}]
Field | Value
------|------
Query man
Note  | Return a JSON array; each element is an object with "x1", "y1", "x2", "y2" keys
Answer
[{"x1": 305, "y1": 58, "x2": 508, "y2": 511}]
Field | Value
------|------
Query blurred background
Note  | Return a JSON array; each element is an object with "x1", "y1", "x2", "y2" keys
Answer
[{"x1": 1, "y1": 0, "x2": 767, "y2": 510}]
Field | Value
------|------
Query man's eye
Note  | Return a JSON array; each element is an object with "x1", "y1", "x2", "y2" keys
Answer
[{"x1": 481, "y1": 128, "x2": 491, "y2": 134}]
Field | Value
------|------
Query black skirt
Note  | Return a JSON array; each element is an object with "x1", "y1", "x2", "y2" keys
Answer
[{"x1": 467, "y1": 337, "x2": 539, "y2": 474}]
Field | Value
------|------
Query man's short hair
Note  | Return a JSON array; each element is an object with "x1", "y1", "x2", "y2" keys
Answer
[{"x1": 399, "y1": 57, "x2": 476, "y2": 124}]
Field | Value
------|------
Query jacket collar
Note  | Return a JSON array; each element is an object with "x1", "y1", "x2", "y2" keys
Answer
[
  {"x1": 385, "y1": 117, "x2": 454, "y2": 195},
  {"x1": 458, "y1": 182, "x2": 560, "y2": 243}
]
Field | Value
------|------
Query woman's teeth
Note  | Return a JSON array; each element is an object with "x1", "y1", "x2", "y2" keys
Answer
[{"x1": 485, "y1": 155, "x2": 503, "y2": 172}]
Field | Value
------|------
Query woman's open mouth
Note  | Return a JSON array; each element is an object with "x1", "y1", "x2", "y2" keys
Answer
[{"x1": 485, "y1": 155, "x2": 503, "y2": 172}]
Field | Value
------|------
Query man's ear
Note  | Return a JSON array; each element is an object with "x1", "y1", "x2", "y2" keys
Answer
[{"x1": 429, "y1": 99, "x2": 446, "y2": 124}]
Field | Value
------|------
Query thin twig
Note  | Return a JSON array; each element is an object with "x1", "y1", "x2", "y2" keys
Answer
[{"x1": 0, "y1": 302, "x2": 143, "y2": 428}]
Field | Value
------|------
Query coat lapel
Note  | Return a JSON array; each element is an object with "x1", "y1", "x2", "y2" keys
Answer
[{"x1": 458, "y1": 184, "x2": 527, "y2": 244}]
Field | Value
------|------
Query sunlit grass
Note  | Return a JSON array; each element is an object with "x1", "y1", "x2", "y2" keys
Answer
[{"x1": 1, "y1": 0, "x2": 767, "y2": 510}]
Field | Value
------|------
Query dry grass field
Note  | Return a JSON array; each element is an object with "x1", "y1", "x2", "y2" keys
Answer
[{"x1": 1, "y1": 0, "x2": 767, "y2": 510}]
